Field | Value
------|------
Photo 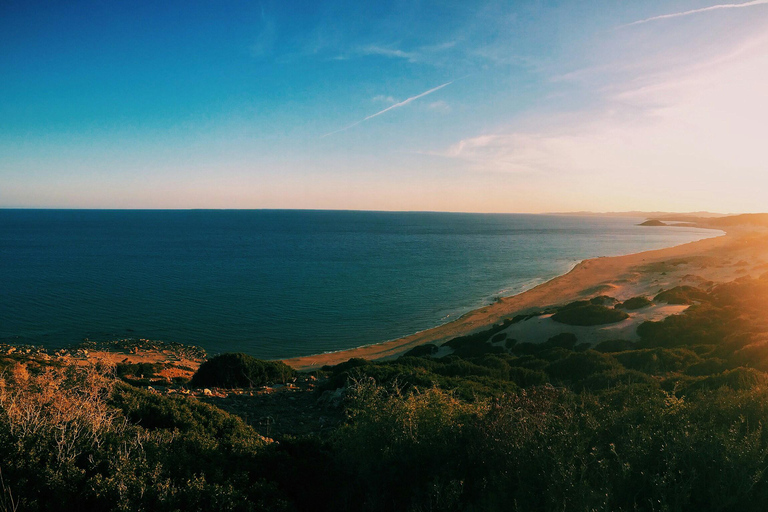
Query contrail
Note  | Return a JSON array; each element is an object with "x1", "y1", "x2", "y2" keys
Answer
[
  {"x1": 321, "y1": 80, "x2": 454, "y2": 138},
  {"x1": 622, "y1": 0, "x2": 768, "y2": 27}
]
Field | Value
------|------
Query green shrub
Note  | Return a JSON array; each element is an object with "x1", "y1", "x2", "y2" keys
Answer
[
  {"x1": 545, "y1": 350, "x2": 621, "y2": 383},
  {"x1": 558, "y1": 300, "x2": 591, "y2": 311},
  {"x1": 616, "y1": 296, "x2": 653, "y2": 310},
  {"x1": 538, "y1": 347, "x2": 575, "y2": 362},
  {"x1": 326, "y1": 357, "x2": 370, "y2": 373},
  {"x1": 544, "y1": 332, "x2": 578, "y2": 350},
  {"x1": 685, "y1": 367, "x2": 768, "y2": 393},
  {"x1": 552, "y1": 304, "x2": 629, "y2": 326},
  {"x1": 508, "y1": 366, "x2": 549, "y2": 387},
  {"x1": 333, "y1": 380, "x2": 479, "y2": 512},
  {"x1": 443, "y1": 319, "x2": 515, "y2": 356},
  {"x1": 402, "y1": 344, "x2": 438, "y2": 358},
  {"x1": 115, "y1": 362, "x2": 163, "y2": 379},
  {"x1": 685, "y1": 358, "x2": 728, "y2": 376},
  {"x1": 579, "y1": 368, "x2": 658, "y2": 391},
  {"x1": 511, "y1": 341, "x2": 543, "y2": 355},
  {"x1": 654, "y1": 286, "x2": 709, "y2": 304},
  {"x1": 190, "y1": 353, "x2": 295, "y2": 388},
  {"x1": 510, "y1": 356, "x2": 549, "y2": 371},
  {"x1": 440, "y1": 360, "x2": 498, "y2": 379},
  {"x1": 594, "y1": 339, "x2": 635, "y2": 353},
  {"x1": 637, "y1": 303, "x2": 739, "y2": 348},
  {"x1": 590, "y1": 295, "x2": 618, "y2": 306},
  {"x1": 470, "y1": 355, "x2": 511, "y2": 373},
  {"x1": 614, "y1": 348, "x2": 701, "y2": 375}
]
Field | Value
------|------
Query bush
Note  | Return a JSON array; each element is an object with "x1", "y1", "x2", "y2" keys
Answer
[
  {"x1": 594, "y1": 339, "x2": 636, "y2": 353},
  {"x1": 545, "y1": 350, "x2": 621, "y2": 383},
  {"x1": 442, "y1": 320, "x2": 515, "y2": 357},
  {"x1": 685, "y1": 367, "x2": 768, "y2": 393},
  {"x1": 616, "y1": 296, "x2": 653, "y2": 310},
  {"x1": 685, "y1": 358, "x2": 728, "y2": 376},
  {"x1": 116, "y1": 362, "x2": 163, "y2": 379},
  {"x1": 326, "y1": 357, "x2": 369, "y2": 373},
  {"x1": 637, "y1": 303, "x2": 739, "y2": 348},
  {"x1": 614, "y1": 348, "x2": 701, "y2": 375},
  {"x1": 333, "y1": 380, "x2": 479, "y2": 512},
  {"x1": 543, "y1": 332, "x2": 578, "y2": 350},
  {"x1": 558, "y1": 300, "x2": 592, "y2": 311},
  {"x1": 510, "y1": 356, "x2": 549, "y2": 371},
  {"x1": 654, "y1": 286, "x2": 709, "y2": 305},
  {"x1": 590, "y1": 295, "x2": 618, "y2": 306},
  {"x1": 508, "y1": 366, "x2": 549, "y2": 387},
  {"x1": 0, "y1": 361, "x2": 290, "y2": 512},
  {"x1": 580, "y1": 369, "x2": 658, "y2": 391},
  {"x1": 190, "y1": 353, "x2": 295, "y2": 388},
  {"x1": 402, "y1": 344, "x2": 438, "y2": 358},
  {"x1": 552, "y1": 304, "x2": 629, "y2": 326}
]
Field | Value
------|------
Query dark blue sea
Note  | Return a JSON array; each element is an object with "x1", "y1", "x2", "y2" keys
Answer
[{"x1": 0, "y1": 210, "x2": 720, "y2": 359}]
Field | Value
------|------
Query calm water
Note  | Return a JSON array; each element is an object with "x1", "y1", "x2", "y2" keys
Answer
[{"x1": 0, "y1": 210, "x2": 720, "y2": 359}]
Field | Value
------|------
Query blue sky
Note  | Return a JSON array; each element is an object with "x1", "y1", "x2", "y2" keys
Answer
[{"x1": 2, "y1": 0, "x2": 767, "y2": 212}]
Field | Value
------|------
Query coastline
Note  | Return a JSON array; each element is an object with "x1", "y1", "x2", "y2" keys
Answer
[{"x1": 283, "y1": 226, "x2": 768, "y2": 371}]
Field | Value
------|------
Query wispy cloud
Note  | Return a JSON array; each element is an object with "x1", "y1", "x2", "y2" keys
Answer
[
  {"x1": 250, "y1": 5, "x2": 277, "y2": 57},
  {"x1": 346, "y1": 41, "x2": 459, "y2": 65},
  {"x1": 427, "y1": 100, "x2": 451, "y2": 113},
  {"x1": 358, "y1": 45, "x2": 419, "y2": 63},
  {"x1": 622, "y1": 0, "x2": 768, "y2": 27},
  {"x1": 372, "y1": 95, "x2": 397, "y2": 104},
  {"x1": 432, "y1": 33, "x2": 768, "y2": 186},
  {"x1": 321, "y1": 80, "x2": 455, "y2": 138}
]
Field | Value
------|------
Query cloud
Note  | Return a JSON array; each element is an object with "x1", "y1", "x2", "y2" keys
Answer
[
  {"x1": 427, "y1": 100, "x2": 451, "y2": 113},
  {"x1": 250, "y1": 7, "x2": 277, "y2": 57},
  {"x1": 437, "y1": 132, "x2": 592, "y2": 174},
  {"x1": 358, "y1": 45, "x2": 419, "y2": 63},
  {"x1": 435, "y1": 33, "x2": 768, "y2": 187},
  {"x1": 321, "y1": 80, "x2": 455, "y2": 138},
  {"x1": 372, "y1": 95, "x2": 397, "y2": 104},
  {"x1": 622, "y1": 0, "x2": 768, "y2": 27},
  {"x1": 350, "y1": 41, "x2": 459, "y2": 65}
]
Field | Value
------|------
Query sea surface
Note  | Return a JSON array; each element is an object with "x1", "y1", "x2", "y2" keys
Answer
[{"x1": 0, "y1": 210, "x2": 721, "y2": 359}]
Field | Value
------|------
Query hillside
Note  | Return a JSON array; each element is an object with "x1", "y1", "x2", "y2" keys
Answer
[{"x1": 5, "y1": 266, "x2": 768, "y2": 510}]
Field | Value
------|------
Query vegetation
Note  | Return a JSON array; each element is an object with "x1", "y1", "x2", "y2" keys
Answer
[
  {"x1": 654, "y1": 285, "x2": 709, "y2": 304},
  {"x1": 616, "y1": 295, "x2": 653, "y2": 310},
  {"x1": 402, "y1": 343, "x2": 438, "y2": 357},
  {"x1": 0, "y1": 361, "x2": 296, "y2": 511},
  {"x1": 589, "y1": 295, "x2": 618, "y2": 306},
  {"x1": 5, "y1": 272, "x2": 768, "y2": 510},
  {"x1": 190, "y1": 352, "x2": 295, "y2": 388},
  {"x1": 552, "y1": 301, "x2": 629, "y2": 325}
]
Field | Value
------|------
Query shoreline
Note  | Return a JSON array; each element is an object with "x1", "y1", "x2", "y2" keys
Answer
[
  {"x1": 283, "y1": 225, "x2": 768, "y2": 371},
  {"x1": 288, "y1": 260, "x2": 587, "y2": 361}
]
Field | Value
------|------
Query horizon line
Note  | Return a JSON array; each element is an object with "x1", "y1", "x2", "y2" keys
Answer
[{"x1": 0, "y1": 206, "x2": 738, "y2": 216}]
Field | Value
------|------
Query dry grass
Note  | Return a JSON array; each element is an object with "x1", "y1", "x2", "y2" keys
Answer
[{"x1": 0, "y1": 360, "x2": 121, "y2": 466}]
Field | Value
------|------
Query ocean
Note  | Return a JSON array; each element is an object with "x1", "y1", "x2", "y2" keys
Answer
[{"x1": 0, "y1": 209, "x2": 720, "y2": 359}]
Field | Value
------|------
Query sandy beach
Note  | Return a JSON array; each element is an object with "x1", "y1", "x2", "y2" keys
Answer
[{"x1": 284, "y1": 225, "x2": 768, "y2": 370}]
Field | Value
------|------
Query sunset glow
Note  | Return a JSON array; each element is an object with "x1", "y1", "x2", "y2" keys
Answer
[{"x1": 2, "y1": 1, "x2": 767, "y2": 212}]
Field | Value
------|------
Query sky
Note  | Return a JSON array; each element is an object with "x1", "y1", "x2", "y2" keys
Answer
[{"x1": 1, "y1": 0, "x2": 767, "y2": 213}]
